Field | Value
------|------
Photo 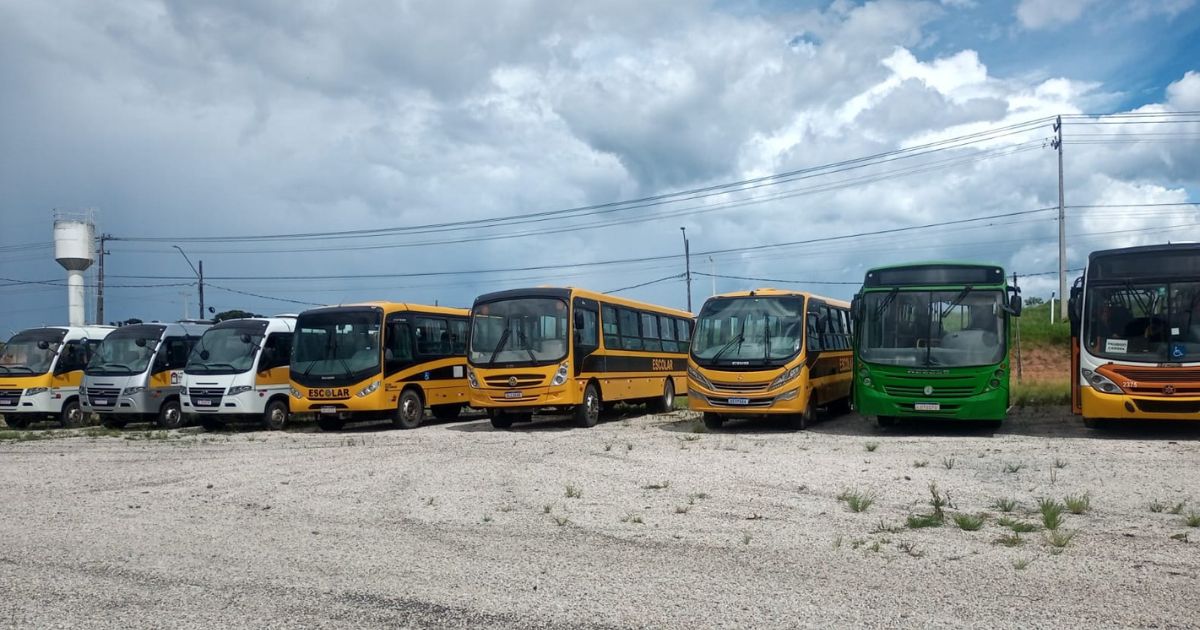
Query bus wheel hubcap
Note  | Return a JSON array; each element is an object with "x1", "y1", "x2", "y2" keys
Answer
[
  {"x1": 68, "y1": 408, "x2": 81, "y2": 423},
  {"x1": 403, "y1": 399, "x2": 417, "y2": 419}
]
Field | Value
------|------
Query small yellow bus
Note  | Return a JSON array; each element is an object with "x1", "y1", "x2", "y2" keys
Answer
[
  {"x1": 687, "y1": 288, "x2": 852, "y2": 430},
  {"x1": 466, "y1": 287, "x2": 693, "y2": 428},
  {"x1": 289, "y1": 302, "x2": 471, "y2": 431}
]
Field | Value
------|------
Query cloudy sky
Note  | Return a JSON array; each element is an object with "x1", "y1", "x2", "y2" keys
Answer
[{"x1": 2, "y1": 0, "x2": 1198, "y2": 331}]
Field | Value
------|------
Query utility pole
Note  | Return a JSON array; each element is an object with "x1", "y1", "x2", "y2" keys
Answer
[
  {"x1": 172, "y1": 245, "x2": 204, "y2": 320},
  {"x1": 96, "y1": 233, "x2": 110, "y2": 324},
  {"x1": 680, "y1": 227, "x2": 692, "y2": 312},
  {"x1": 1053, "y1": 115, "x2": 1067, "y2": 321}
]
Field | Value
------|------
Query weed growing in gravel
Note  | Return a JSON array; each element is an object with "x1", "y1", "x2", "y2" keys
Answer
[
  {"x1": 906, "y1": 513, "x2": 943, "y2": 529},
  {"x1": 869, "y1": 540, "x2": 882, "y2": 553},
  {"x1": 603, "y1": 442, "x2": 613, "y2": 452},
  {"x1": 674, "y1": 504, "x2": 691, "y2": 514},
  {"x1": 1053, "y1": 458, "x2": 1068, "y2": 469},
  {"x1": 1185, "y1": 512, "x2": 1200, "y2": 527},
  {"x1": 837, "y1": 488, "x2": 875, "y2": 513},
  {"x1": 620, "y1": 512, "x2": 644, "y2": 524},
  {"x1": 913, "y1": 460, "x2": 929, "y2": 468},
  {"x1": 565, "y1": 484, "x2": 583, "y2": 499},
  {"x1": 553, "y1": 515, "x2": 570, "y2": 527},
  {"x1": 928, "y1": 483, "x2": 953, "y2": 517},
  {"x1": 896, "y1": 541, "x2": 924, "y2": 558},
  {"x1": 626, "y1": 442, "x2": 634, "y2": 451},
  {"x1": 1170, "y1": 532, "x2": 1189, "y2": 542},
  {"x1": 0, "y1": 431, "x2": 52, "y2": 442},
  {"x1": 642, "y1": 481, "x2": 671, "y2": 490},
  {"x1": 1149, "y1": 500, "x2": 1167, "y2": 513},
  {"x1": 864, "y1": 442, "x2": 879, "y2": 452},
  {"x1": 991, "y1": 498, "x2": 1019, "y2": 513},
  {"x1": 481, "y1": 514, "x2": 493, "y2": 523},
  {"x1": 679, "y1": 434, "x2": 701, "y2": 442},
  {"x1": 1064, "y1": 493, "x2": 1091, "y2": 515},
  {"x1": 952, "y1": 513, "x2": 986, "y2": 531},
  {"x1": 833, "y1": 535, "x2": 843, "y2": 548},
  {"x1": 1044, "y1": 529, "x2": 1076, "y2": 548},
  {"x1": 741, "y1": 532, "x2": 752, "y2": 545},
  {"x1": 994, "y1": 532, "x2": 1024, "y2": 547},
  {"x1": 1039, "y1": 498, "x2": 1066, "y2": 530},
  {"x1": 1170, "y1": 501, "x2": 1189, "y2": 515},
  {"x1": 942, "y1": 457, "x2": 956, "y2": 470},
  {"x1": 997, "y1": 517, "x2": 1040, "y2": 533},
  {"x1": 542, "y1": 504, "x2": 553, "y2": 514},
  {"x1": 871, "y1": 519, "x2": 904, "y2": 534},
  {"x1": 1012, "y1": 557, "x2": 1033, "y2": 570},
  {"x1": 1003, "y1": 462, "x2": 1024, "y2": 474}
]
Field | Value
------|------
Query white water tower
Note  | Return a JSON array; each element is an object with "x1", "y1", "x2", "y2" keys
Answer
[{"x1": 53, "y1": 211, "x2": 95, "y2": 326}]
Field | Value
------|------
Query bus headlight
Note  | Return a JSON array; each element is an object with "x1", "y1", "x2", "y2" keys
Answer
[
  {"x1": 24, "y1": 387, "x2": 49, "y2": 396},
  {"x1": 687, "y1": 366, "x2": 714, "y2": 390},
  {"x1": 122, "y1": 386, "x2": 145, "y2": 396},
  {"x1": 858, "y1": 367, "x2": 870, "y2": 380},
  {"x1": 550, "y1": 361, "x2": 570, "y2": 387},
  {"x1": 467, "y1": 368, "x2": 479, "y2": 389},
  {"x1": 1081, "y1": 369, "x2": 1121, "y2": 394},
  {"x1": 289, "y1": 385, "x2": 303, "y2": 399},
  {"x1": 769, "y1": 366, "x2": 801, "y2": 390},
  {"x1": 227, "y1": 385, "x2": 253, "y2": 396},
  {"x1": 775, "y1": 388, "x2": 800, "y2": 402},
  {"x1": 356, "y1": 380, "x2": 381, "y2": 398}
]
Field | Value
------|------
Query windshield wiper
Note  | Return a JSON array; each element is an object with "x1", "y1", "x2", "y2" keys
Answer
[
  {"x1": 327, "y1": 335, "x2": 355, "y2": 378},
  {"x1": 1, "y1": 365, "x2": 33, "y2": 374},
  {"x1": 874, "y1": 288, "x2": 900, "y2": 318},
  {"x1": 516, "y1": 330, "x2": 538, "y2": 363},
  {"x1": 708, "y1": 330, "x2": 746, "y2": 363},
  {"x1": 940, "y1": 286, "x2": 973, "y2": 318},
  {"x1": 488, "y1": 328, "x2": 512, "y2": 365}
]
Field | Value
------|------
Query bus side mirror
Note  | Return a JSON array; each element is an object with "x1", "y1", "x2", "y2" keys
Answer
[
  {"x1": 240, "y1": 334, "x2": 252, "y2": 344},
  {"x1": 850, "y1": 296, "x2": 862, "y2": 322},
  {"x1": 1006, "y1": 287, "x2": 1022, "y2": 317},
  {"x1": 199, "y1": 350, "x2": 210, "y2": 360},
  {"x1": 1068, "y1": 285, "x2": 1082, "y2": 325},
  {"x1": 37, "y1": 340, "x2": 50, "y2": 350},
  {"x1": 573, "y1": 311, "x2": 585, "y2": 330}
]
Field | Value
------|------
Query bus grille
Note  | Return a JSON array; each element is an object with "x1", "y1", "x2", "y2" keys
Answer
[
  {"x1": 885, "y1": 385, "x2": 977, "y2": 398},
  {"x1": 1134, "y1": 399, "x2": 1200, "y2": 414},
  {"x1": 705, "y1": 396, "x2": 774, "y2": 408},
  {"x1": 85, "y1": 387, "x2": 121, "y2": 398},
  {"x1": 483, "y1": 374, "x2": 545, "y2": 388},
  {"x1": 1109, "y1": 367, "x2": 1200, "y2": 383},
  {"x1": 708, "y1": 380, "x2": 771, "y2": 394},
  {"x1": 0, "y1": 389, "x2": 20, "y2": 407},
  {"x1": 188, "y1": 388, "x2": 225, "y2": 397}
]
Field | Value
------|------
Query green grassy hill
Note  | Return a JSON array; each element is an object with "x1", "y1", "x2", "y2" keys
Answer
[{"x1": 1012, "y1": 302, "x2": 1071, "y2": 349}]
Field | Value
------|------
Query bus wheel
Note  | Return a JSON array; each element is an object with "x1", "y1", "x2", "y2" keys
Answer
[
  {"x1": 4, "y1": 415, "x2": 30, "y2": 429},
  {"x1": 262, "y1": 399, "x2": 289, "y2": 431},
  {"x1": 200, "y1": 417, "x2": 225, "y2": 432},
  {"x1": 574, "y1": 383, "x2": 601, "y2": 428},
  {"x1": 394, "y1": 389, "x2": 425, "y2": 430},
  {"x1": 431, "y1": 404, "x2": 462, "y2": 421},
  {"x1": 788, "y1": 405, "x2": 814, "y2": 430},
  {"x1": 157, "y1": 399, "x2": 184, "y2": 430},
  {"x1": 876, "y1": 416, "x2": 897, "y2": 428},
  {"x1": 101, "y1": 418, "x2": 126, "y2": 429},
  {"x1": 490, "y1": 410, "x2": 514, "y2": 429},
  {"x1": 316, "y1": 416, "x2": 344, "y2": 431},
  {"x1": 648, "y1": 379, "x2": 675, "y2": 414},
  {"x1": 58, "y1": 398, "x2": 83, "y2": 428},
  {"x1": 702, "y1": 412, "x2": 724, "y2": 430}
]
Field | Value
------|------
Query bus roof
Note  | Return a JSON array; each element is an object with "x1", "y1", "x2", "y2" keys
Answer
[
  {"x1": 472, "y1": 287, "x2": 693, "y2": 318},
  {"x1": 861, "y1": 261, "x2": 1007, "y2": 289},
  {"x1": 298, "y1": 301, "x2": 470, "y2": 318},
  {"x1": 704, "y1": 288, "x2": 850, "y2": 308},
  {"x1": 863, "y1": 260, "x2": 1004, "y2": 273},
  {"x1": 1088, "y1": 242, "x2": 1200, "y2": 262},
  {"x1": 1086, "y1": 243, "x2": 1200, "y2": 281}
]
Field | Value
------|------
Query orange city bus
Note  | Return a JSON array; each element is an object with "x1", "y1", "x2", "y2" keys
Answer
[{"x1": 466, "y1": 287, "x2": 693, "y2": 429}]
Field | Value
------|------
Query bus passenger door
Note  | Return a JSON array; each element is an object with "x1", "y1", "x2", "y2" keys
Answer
[{"x1": 573, "y1": 298, "x2": 600, "y2": 377}]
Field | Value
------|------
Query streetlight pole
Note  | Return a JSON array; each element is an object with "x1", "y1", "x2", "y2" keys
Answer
[
  {"x1": 172, "y1": 245, "x2": 204, "y2": 320},
  {"x1": 680, "y1": 227, "x2": 692, "y2": 312}
]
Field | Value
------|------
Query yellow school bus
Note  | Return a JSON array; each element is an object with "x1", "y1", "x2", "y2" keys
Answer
[
  {"x1": 466, "y1": 287, "x2": 693, "y2": 428},
  {"x1": 288, "y1": 302, "x2": 471, "y2": 431},
  {"x1": 687, "y1": 289, "x2": 853, "y2": 430}
]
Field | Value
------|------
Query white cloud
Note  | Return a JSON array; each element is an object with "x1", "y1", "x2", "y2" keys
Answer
[
  {"x1": 1167, "y1": 71, "x2": 1200, "y2": 110},
  {"x1": 1015, "y1": 0, "x2": 1098, "y2": 29}
]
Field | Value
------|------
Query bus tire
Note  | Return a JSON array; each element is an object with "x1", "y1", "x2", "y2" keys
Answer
[
  {"x1": 4, "y1": 415, "x2": 30, "y2": 429},
  {"x1": 702, "y1": 412, "x2": 724, "y2": 430},
  {"x1": 490, "y1": 411, "x2": 514, "y2": 429},
  {"x1": 58, "y1": 398, "x2": 83, "y2": 428},
  {"x1": 394, "y1": 389, "x2": 425, "y2": 430},
  {"x1": 316, "y1": 416, "x2": 344, "y2": 431},
  {"x1": 200, "y1": 417, "x2": 226, "y2": 432},
  {"x1": 648, "y1": 378, "x2": 675, "y2": 414},
  {"x1": 101, "y1": 418, "x2": 126, "y2": 429},
  {"x1": 574, "y1": 382, "x2": 601, "y2": 428},
  {"x1": 876, "y1": 416, "x2": 897, "y2": 428},
  {"x1": 431, "y1": 404, "x2": 462, "y2": 421},
  {"x1": 789, "y1": 404, "x2": 814, "y2": 430},
  {"x1": 157, "y1": 399, "x2": 184, "y2": 430},
  {"x1": 262, "y1": 399, "x2": 289, "y2": 431}
]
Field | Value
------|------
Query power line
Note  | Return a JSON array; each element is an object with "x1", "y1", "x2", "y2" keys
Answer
[
  {"x1": 604, "y1": 274, "x2": 684, "y2": 295},
  {"x1": 205, "y1": 283, "x2": 324, "y2": 307}
]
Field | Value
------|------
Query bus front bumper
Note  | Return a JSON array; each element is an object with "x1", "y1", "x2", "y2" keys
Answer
[
  {"x1": 468, "y1": 384, "x2": 577, "y2": 410},
  {"x1": 856, "y1": 385, "x2": 1008, "y2": 421},
  {"x1": 686, "y1": 381, "x2": 808, "y2": 415},
  {"x1": 1080, "y1": 387, "x2": 1200, "y2": 420}
]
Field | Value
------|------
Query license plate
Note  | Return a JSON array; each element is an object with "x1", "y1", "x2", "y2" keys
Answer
[
  {"x1": 93, "y1": 399, "x2": 110, "y2": 406},
  {"x1": 195, "y1": 399, "x2": 213, "y2": 406},
  {"x1": 320, "y1": 406, "x2": 337, "y2": 415},
  {"x1": 504, "y1": 391, "x2": 523, "y2": 399},
  {"x1": 0, "y1": 400, "x2": 14, "y2": 407},
  {"x1": 914, "y1": 402, "x2": 941, "y2": 412},
  {"x1": 728, "y1": 397, "x2": 750, "y2": 406}
]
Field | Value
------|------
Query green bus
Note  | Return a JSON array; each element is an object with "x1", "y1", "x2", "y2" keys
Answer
[{"x1": 851, "y1": 262, "x2": 1022, "y2": 427}]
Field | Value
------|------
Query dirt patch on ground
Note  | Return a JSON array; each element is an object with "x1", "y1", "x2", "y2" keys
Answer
[{"x1": 1013, "y1": 343, "x2": 1070, "y2": 384}]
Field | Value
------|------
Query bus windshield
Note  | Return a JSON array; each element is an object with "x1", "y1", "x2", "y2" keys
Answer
[
  {"x1": 691, "y1": 296, "x2": 804, "y2": 366},
  {"x1": 86, "y1": 326, "x2": 165, "y2": 375},
  {"x1": 1084, "y1": 281, "x2": 1200, "y2": 361},
  {"x1": 186, "y1": 325, "x2": 265, "y2": 375},
  {"x1": 469, "y1": 298, "x2": 569, "y2": 366},
  {"x1": 0, "y1": 329, "x2": 67, "y2": 375},
  {"x1": 860, "y1": 290, "x2": 1005, "y2": 367},
  {"x1": 292, "y1": 311, "x2": 382, "y2": 381}
]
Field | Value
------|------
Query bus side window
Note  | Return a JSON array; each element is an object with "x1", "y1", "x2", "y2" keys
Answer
[
  {"x1": 449, "y1": 319, "x2": 468, "y2": 355},
  {"x1": 415, "y1": 317, "x2": 449, "y2": 356},
  {"x1": 159, "y1": 338, "x2": 190, "y2": 370},
  {"x1": 601, "y1": 305, "x2": 620, "y2": 349},
  {"x1": 675, "y1": 319, "x2": 692, "y2": 352},
  {"x1": 806, "y1": 313, "x2": 824, "y2": 352},
  {"x1": 576, "y1": 309, "x2": 598, "y2": 348},
  {"x1": 659, "y1": 315, "x2": 678, "y2": 352},
  {"x1": 57, "y1": 341, "x2": 84, "y2": 372},
  {"x1": 261, "y1": 333, "x2": 293, "y2": 370},
  {"x1": 386, "y1": 321, "x2": 414, "y2": 365},
  {"x1": 641, "y1": 313, "x2": 661, "y2": 351},
  {"x1": 619, "y1": 308, "x2": 642, "y2": 351}
]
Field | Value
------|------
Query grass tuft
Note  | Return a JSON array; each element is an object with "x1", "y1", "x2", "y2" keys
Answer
[
  {"x1": 1053, "y1": 458, "x2": 1068, "y2": 469},
  {"x1": 871, "y1": 519, "x2": 904, "y2": 534},
  {"x1": 896, "y1": 540, "x2": 924, "y2": 557},
  {"x1": 994, "y1": 532, "x2": 1024, "y2": 547},
  {"x1": 1185, "y1": 512, "x2": 1200, "y2": 528},
  {"x1": 1149, "y1": 499, "x2": 1167, "y2": 513},
  {"x1": 642, "y1": 481, "x2": 671, "y2": 490},
  {"x1": 837, "y1": 488, "x2": 875, "y2": 513},
  {"x1": 864, "y1": 442, "x2": 879, "y2": 452},
  {"x1": 1170, "y1": 501, "x2": 1189, "y2": 515},
  {"x1": 620, "y1": 512, "x2": 644, "y2": 524},
  {"x1": 1045, "y1": 529, "x2": 1077, "y2": 548},
  {"x1": 913, "y1": 460, "x2": 929, "y2": 468},
  {"x1": 565, "y1": 484, "x2": 583, "y2": 499},
  {"x1": 952, "y1": 513, "x2": 986, "y2": 531},
  {"x1": 1064, "y1": 493, "x2": 1091, "y2": 515},
  {"x1": 553, "y1": 515, "x2": 570, "y2": 527},
  {"x1": 997, "y1": 516, "x2": 1040, "y2": 533},
  {"x1": 942, "y1": 457, "x2": 956, "y2": 470},
  {"x1": 1003, "y1": 462, "x2": 1024, "y2": 474},
  {"x1": 906, "y1": 513, "x2": 943, "y2": 529},
  {"x1": 1012, "y1": 556, "x2": 1033, "y2": 570},
  {"x1": 991, "y1": 497, "x2": 1019, "y2": 513},
  {"x1": 1038, "y1": 497, "x2": 1066, "y2": 530}
]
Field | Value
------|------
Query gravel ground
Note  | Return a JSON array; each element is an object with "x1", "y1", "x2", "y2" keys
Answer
[{"x1": 2, "y1": 407, "x2": 1199, "y2": 629}]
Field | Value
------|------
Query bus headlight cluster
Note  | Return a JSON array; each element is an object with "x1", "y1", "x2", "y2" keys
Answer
[
  {"x1": 227, "y1": 385, "x2": 253, "y2": 396},
  {"x1": 769, "y1": 366, "x2": 801, "y2": 390},
  {"x1": 551, "y1": 361, "x2": 570, "y2": 387},
  {"x1": 356, "y1": 380, "x2": 381, "y2": 398},
  {"x1": 122, "y1": 386, "x2": 145, "y2": 396},
  {"x1": 687, "y1": 366, "x2": 714, "y2": 390},
  {"x1": 289, "y1": 385, "x2": 303, "y2": 399},
  {"x1": 1081, "y1": 369, "x2": 1121, "y2": 394},
  {"x1": 467, "y1": 369, "x2": 479, "y2": 389},
  {"x1": 23, "y1": 387, "x2": 49, "y2": 396}
]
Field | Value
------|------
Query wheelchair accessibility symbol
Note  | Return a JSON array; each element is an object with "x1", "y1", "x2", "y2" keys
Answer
[
  {"x1": 423, "y1": 371, "x2": 430, "y2": 381},
  {"x1": 1170, "y1": 343, "x2": 1187, "y2": 360}
]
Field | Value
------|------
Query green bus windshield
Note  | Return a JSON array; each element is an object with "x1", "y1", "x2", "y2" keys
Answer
[{"x1": 860, "y1": 290, "x2": 1006, "y2": 368}]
